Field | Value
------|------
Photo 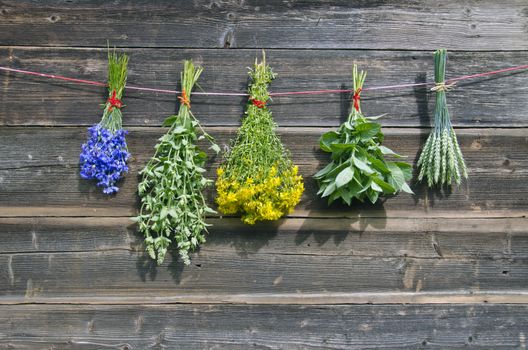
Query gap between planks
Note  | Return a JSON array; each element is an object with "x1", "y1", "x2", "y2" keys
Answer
[
  {"x1": 3, "y1": 45, "x2": 528, "y2": 53},
  {"x1": 0, "y1": 208, "x2": 526, "y2": 218},
  {"x1": 1, "y1": 292, "x2": 528, "y2": 305}
]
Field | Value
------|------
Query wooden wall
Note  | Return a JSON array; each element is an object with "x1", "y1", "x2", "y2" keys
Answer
[{"x1": 1, "y1": 1, "x2": 527, "y2": 348}]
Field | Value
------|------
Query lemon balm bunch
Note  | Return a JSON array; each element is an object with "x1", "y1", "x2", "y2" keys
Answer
[
  {"x1": 315, "y1": 65, "x2": 413, "y2": 205},
  {"x1": 216, "y1": 53, "x2": 304, "y2": 224}
]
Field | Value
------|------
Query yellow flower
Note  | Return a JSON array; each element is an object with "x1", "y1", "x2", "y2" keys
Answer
[{"x1": 215, "y1": 163, "x2": 304, "y2": 224}]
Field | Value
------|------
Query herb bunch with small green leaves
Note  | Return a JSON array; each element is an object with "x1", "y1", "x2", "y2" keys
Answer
[
  {"x1": 135, "y1": 60, "x2": 219, "y2": 265},
  {"x1": 314, "y1": 64, "x2": 413, "y2": 205},
  {"x1": 417, "y1": 49, "x2": 467, "y2": 187}
]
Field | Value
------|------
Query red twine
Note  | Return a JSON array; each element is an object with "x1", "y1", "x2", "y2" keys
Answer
[
  {"x1": 178, "y1": 89, "x2": 191, "y2": 108},
  {"x1": 107, "y1": 90, "x2": 123, "y2": 111},
  {"x1": 250, "y1": 98, "x2": 266, "y2": 108},
  {"x1": 352, "y1": 88, "x2": 362, "y2": 112},
  {"x1": 2, "y1": 64, "x2": 528, "y2": 97}
]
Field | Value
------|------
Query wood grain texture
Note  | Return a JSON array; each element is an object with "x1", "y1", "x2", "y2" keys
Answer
[
  {"x1": 1, "y1": 48, "x2": 528, "y2": 127},
  {"x1": 0, "y1": 217, "x2": 526, "y2": 301},
  {"x1": 0, "y1": 127, "x2": 526, "y2": 217},
  {"x1": 1, "y1": 0, "x2": 528, "y2": 50},
  {"x1": 1, "y1": 304, "x2": 528, "y2": 349},
  {"x1": 2, "y1": 1, "x2": 528, "y2": 345}
]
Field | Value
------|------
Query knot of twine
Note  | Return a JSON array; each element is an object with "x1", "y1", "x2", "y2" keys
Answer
[
  {"x1": 352, "y1": 88, "x2": 362, "y2": 112},
  {"x1": 107, "y1": 90, "x2": 123, "y2": 111},
  {"x1": 250, "y1": 97, "x2": 266, "y2": 109},
  {"x1": 431, "y1": 81, "x2": 456, "y2": 92},
  {"x1": 178, "y1": 89, "x2": 191, "y2": 108}
]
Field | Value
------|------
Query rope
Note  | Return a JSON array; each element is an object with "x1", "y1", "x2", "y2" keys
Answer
[{"x1": 0, "y1": 64, "x2": 527, "y2": 97}]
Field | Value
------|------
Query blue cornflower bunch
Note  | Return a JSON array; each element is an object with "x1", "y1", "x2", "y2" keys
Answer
[
  {"x1": 80, "y1": 49, "x2": 130, "y2": 194},
  {"x1": 80, "y1": 124, "x2": 130, "y2": 194}
]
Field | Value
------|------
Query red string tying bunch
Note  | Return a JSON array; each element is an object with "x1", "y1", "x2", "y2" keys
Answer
[
  {"x1": 352, "y1": 88, "x2": 362, "y2": 112},
  {"x1": 107, "y1": 90, "x2": 123, "y2": 111},
  {"x1": 178, "y1": 89, "x2": 191, "y2": 108},
  {"x1": 250, "y1": 97, "x2": 266, "y2": 108}
]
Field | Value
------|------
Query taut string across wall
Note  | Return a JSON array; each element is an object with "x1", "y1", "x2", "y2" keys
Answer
[{"x1": 0, "y1": 64, "x2": 527, "y2": 98}]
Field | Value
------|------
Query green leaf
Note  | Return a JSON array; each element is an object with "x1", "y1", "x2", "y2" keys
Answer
[
  {"x1": 355, "y1": 122, "x2": 381, "y2": 140},
  {"x1": 340, "y1": 188, "x2": 352, "y2": 205},
  {"x1": 313, "y1": 162, "x2": 335, "y2": 179},
  {"x1": 321, "y1": 182, "x2": 336, "y2": 198},
  {"x1": 372, "y1": 176, "x2": 396, "y2": 193},
  {"x1": 196, "y1": 151, "x2": 207, "y2": 160},
  {"x1": 352, "y1": 156, "x2": 374, "y2": 174},
  {"x1": 365, "y1": 114, "x2": 387, "y2": 120},
  {"x1": 204, "y1": 206, "x2": 217, "y2": 214},
  {"x1": 328, "y1": 190, "x2": 342, "y2": 205},
  {"x1": 317, "y1": 182, "x2": 328, "y2": 195},
  {"x1": 370, "y1": 180, "x2": 383, "y2": 192},
  {"x1": 173, "y1": 126, "x2": 187, "y2": 134},
  {"x1": 368, "y1": 156, "x2": 389, "y2": 173},
  {"x1": 168, "y1": 208, "x2": 179, "y2": 218},
  {"x1": 162, "y1": 115, "x2": 177, "y2": 127},
  {"x1": 327, "y1": 160, "x2": 351, "y2": 178},
  {"x1": 387, "y1": 162, "x2": 405, "y2": 187},
  {"x1": 348, "y1": 180, "x2": 362, "y2": 199},
  {"x1": 320, "y1": 131, "x2": 340, "y2": 152},
  {"x1": 335, "y1": 167, "x2": 354, "y2": 188},
  {"x1": 210, "y1": 143, "x2": 221, "y2": 154},
  {"x1": 395, "y1": 161, "x2": 413, "y2": 181},
  {"x1": 366, "y1": 189, "x2": 379, "y2": 204},
  {"x1": 401, "y1": 182, "x2": 414, "y2": 194},
  {"x1": 343, "y1": 121, "x2": 354, "y2": 130},
  {"x1": 358, "y1": 179, "x2": 372, "y2": 194},
  {"x1": 379, "y1": 145, "x2": 404, "y2": 158}
]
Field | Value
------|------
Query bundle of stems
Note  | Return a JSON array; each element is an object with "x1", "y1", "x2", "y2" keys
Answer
[
  {"x1": 101, "y1": 49, "x2": 128, "y2": 133},
  {"x1": 216, "y1": 52, "x2": 304, "y2": 224},
  {"x1": 315, "y1": 64, "x2": 413, "y2": 205},
  {"x1": 135, "y1": 60, "x2": 218, "y2": 265},
  {"x1": 417, "y1": 49, "x2": 467, "y2": 186}
]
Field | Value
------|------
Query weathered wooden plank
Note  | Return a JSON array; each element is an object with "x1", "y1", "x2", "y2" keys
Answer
[
  {"x1": 1, "y1": 0, "x2": 528, "y2": 51},
  {"x1": 0, "y1": 217, "x2": 526, "y2": 260},
  {"x1": 0, "y1": 216, "x2": 526, "y2": 304},
  {"x1": 1, "y1": 217, "x2": 527, "y2": 300},
  {"x1": 4, "y1": 292, "x2": 528, "y2": 306},
  {"x1": 2, "y1": 48, "x2": 528, "y2": 127},
  {"x1": 0, "y1": 127, "x2": 526, "y2": 217},
  {"x1": 6, "y1": 250, "x2": 526, "y2": 297},
  {"x1": 1, "y1": 304, "x2": 527, "y2": 349}
]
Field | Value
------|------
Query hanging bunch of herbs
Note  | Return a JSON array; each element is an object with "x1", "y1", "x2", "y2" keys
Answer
[
  {"x1": 417, "y1": 49, "x2": 467, "y2": 187},
  {"x1": 216, "y1": 52, "x2": 304, "y2": 224},
  {"x1": 134, "y1": 60, "x2": 219, "y2": 265},
  {"x1": 314, "y1": 64, "x2": 413, "y2": 205},
  {"x1": 80, "y1": 49, "x2": 130, "y2": 194}
]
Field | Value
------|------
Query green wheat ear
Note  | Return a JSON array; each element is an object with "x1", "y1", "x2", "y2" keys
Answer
[{"x1": 417, "y1": 49, "x2": 467, "y2": 187}]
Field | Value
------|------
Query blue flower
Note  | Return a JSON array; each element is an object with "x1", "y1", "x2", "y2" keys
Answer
[{"x1": 80, "y1": 124, "x2": 130, "y2": 194}]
